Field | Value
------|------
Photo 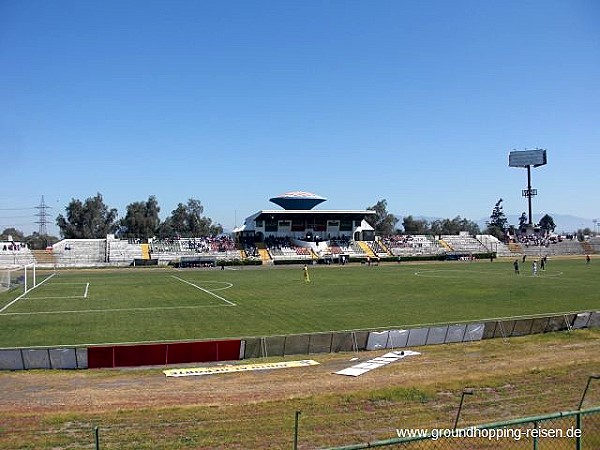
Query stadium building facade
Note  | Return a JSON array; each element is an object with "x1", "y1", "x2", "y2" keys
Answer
[{"x1": 234, "y1": 191, "x2": 377, "y2": 244}]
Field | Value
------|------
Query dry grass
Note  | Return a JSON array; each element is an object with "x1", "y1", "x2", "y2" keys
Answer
[{"x1": 1, "y1": 329, "x2": 599, "y2": 449}]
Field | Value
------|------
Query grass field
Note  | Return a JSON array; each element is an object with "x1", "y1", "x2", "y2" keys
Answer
[
  {"x1": 0, "y1": 258, "x2": 598, "y2": 348},
  {"x1": 1, "y1": 330, "x2": 599, "y2": 449}
]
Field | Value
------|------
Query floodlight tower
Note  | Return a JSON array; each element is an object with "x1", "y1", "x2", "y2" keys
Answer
[{"x1": 508, "y1": 149, "x2": 547, "y2": 227}]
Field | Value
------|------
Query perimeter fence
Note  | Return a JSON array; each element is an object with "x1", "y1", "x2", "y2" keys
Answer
[
  {"x1": 321, "y1": 406, "x2": 600, "y2": 450},
  {"x1": 2, "y1": 406, "x2": 598, "y2": 449}
]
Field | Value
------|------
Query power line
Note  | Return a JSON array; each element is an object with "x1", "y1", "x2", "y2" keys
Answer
[{"x1": 0, "y1": 207, "x2": 37, "y2": 211}]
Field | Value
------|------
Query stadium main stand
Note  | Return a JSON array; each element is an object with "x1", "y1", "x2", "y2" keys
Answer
[
  {"x1": 7, "y1": 193, "x2": 595, "y2": 268},
  {"x1": 10, "y1": 230, "x2": 595, "y2": 269}
]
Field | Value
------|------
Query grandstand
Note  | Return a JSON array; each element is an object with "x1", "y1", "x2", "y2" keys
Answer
[
  {"x1": 382, "y1": 235, "x2": 445, "y2": 257},
  {"x1": 440, "y1": 233, "x2": 489, "y2": 254},
  {"x1": 7, "y1": 192, "x2": 597, "y2": 268},
  {"x1": 234, "y1": 191, "x2": 377, "y2": 264}
]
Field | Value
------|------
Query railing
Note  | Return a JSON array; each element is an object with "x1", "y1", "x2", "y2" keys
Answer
[{"x1": 320, "y1": 406, "x2": 600, "y2": 449}]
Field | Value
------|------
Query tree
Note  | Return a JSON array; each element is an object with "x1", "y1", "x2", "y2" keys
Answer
[
  {"x1": 538, "y1": 214, "x2": 556, "y2": 233},
  {"x1": 486, "y1": 198, "x2": 508, "y2": 240},
  {"x1": 120, "y1": 196, "x2": 161, "y2": 239},
  {"x1": 366, "y1": 199, "x2": 398, "y2": 235},
  {"x1": 0, "y1": 227, "x2": 25, "y2": 242},
  {"x1": 160, "y1": 198, "x2": 223, "y2": 237},
  {"x1": 431, "y1": 216, "x2": 480, "y2": 236},
  {"x1": 402, "y1": 215, "x2": 430, "y2": 235},
  {"x1": 25, "y1": 232, "x2": 59, "y2": 250},
  {"x1": 576, "y1": 228, "x2": 592, "y2": 241},
  {"x1": 518, "y1": 212, "x2": 528, "y2": 232},
  {"x1": 56, "y1": 193, "x2": 118, "y2": 238}
]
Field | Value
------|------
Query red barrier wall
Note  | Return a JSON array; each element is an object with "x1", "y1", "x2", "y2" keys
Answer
[{"x1": 87, "y1": 339, "x2": 242, "y2": 369}]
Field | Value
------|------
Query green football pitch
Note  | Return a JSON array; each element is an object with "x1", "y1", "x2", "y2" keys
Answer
[{"x1": 0, "y1": 258, "x2": 598, "y2": 348}]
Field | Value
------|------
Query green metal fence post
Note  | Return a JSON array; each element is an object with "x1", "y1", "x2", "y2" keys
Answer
[
  {"x1": 578, "y1": 375, "x2": 600, "y2": 410},
  {"x1": 453, "y1": 389, "x2": 473, "y2": 430},
  {"x1": 94, "y1": 426, "x2": 100, "y2": 450},
  {"x1": 293, "y1": 410, "x2": 301, "y2": 450},
  {"x1": 576, "y1": 413, "x2": 582, "y2": 450},
  {"x1": 532, "y1": 421, "x2": 538, "y2": 450}
]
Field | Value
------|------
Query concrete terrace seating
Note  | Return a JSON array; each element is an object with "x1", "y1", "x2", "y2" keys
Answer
[
  {"x1": 476, "y1": 235, "x2": 515, "y2": 257},
  {"x1": 52, "y1": 239, "x2": 106, "y2": 267},
  {"x1": 587, "y1": 237, "x2": 600, "y2": 254},
  {"x1": 521, "y1": 238, "x2": 584, "y2": 257},
  {"x1": 148, "y1": 237, "x2": 242, "y2": 263},
  {"x1": 441, "y1": 235, "x2": 489, "y2": 254},
  {"x1": 365, "y1": 240, "x2": 389, "y2": 258},
  {"x1": 384, "y1": 235, "x2": 444, "y2": 257},
  {"x1": 107, "y1": 239, "x2": 143, "y2": 264}
]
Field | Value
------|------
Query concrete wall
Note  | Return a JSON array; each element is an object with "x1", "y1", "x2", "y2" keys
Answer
[
  {"x1": 242, "y1": 332, "x2": 369, "y2": 359},
  {"x1": 2, "y1": 311, "x2": 599, "y2": 370},
  {"x1": 0, "y1": 347, "x2": 86, "y2": 370}
]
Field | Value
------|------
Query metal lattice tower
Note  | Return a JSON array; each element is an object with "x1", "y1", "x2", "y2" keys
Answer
[{"x1": 34, "y1": 196, "x2": 51, "y2": 236}]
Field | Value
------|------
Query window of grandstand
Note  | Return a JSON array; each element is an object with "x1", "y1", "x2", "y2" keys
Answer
[
  {"x1": 292, "y1": 220, "x2": 305, "y2": 231},
  {"x1": 314, "y1": 219, "x2": 326, "y2": 231},
  {"x1": 265, "y1": 219, "x2": 278, "y2": 232},
  {"x1": 340, "y1": 220, "x2": 352, "y2": 231}
]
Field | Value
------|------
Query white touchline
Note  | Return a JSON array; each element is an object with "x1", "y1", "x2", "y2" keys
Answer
[
  {"x1": 0, "y1": 272, "x2": 57, "y2": 313},
  {"x1": 1, "y1": 304, "x2": 231, "y2": 316},
  {"x1": 171, "y1": 276, "x2": 237, "y2": 306},
  {"x1": 83, "y1": 282, "x2": 90, "y2": 298}
]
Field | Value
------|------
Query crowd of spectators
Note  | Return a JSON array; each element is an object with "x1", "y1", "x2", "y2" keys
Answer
[
  {"x1": 381, "y1": 235, "x2": 436, "y2": 249},
  {"x1": 264, "y1": 236, "x2": 313, "y2": 257},
  {"x1": 513, "y1": 233, "x2": 561, "y2": 247},
  {"x1": 151, "y1": 236, "x2": 236, "y2": 254},
  {"x1": 185, "y1": 236, "x2": 236, "y2": 253}
]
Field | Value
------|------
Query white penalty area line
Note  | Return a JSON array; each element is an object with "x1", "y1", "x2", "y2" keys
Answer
[
  {"x1": 171, "y1": 275, "x2": 237, "y2": 306},
  {"x1": 0, "y1": 272, "x2": 57, "y2": 314},
  {"x1": 21, "y1": 282, "x2": 90, "y2": 301},
  {"x1": 0, "y1": 304, "x2": 232, "y2": 317}
]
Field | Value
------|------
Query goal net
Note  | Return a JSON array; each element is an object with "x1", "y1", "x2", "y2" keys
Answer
[{"x1": 0, "y1": 263, "x2": 37, "y2": 294}]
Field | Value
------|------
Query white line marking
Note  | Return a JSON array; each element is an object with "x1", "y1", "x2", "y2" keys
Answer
[
  {"x1": 0, "y1": 304, "x2": 231, "y2": 316},
  {"x1": 171, "y1": 276, "x2": 237, "y2": 306},
  {"x1": 0, "y1": 272, "x2": 56, "y2": 313},
  {"x1": 83, "y1": 282, "x2": 89, "y2": 298}
]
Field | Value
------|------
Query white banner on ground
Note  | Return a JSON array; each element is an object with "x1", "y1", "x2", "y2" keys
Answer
[
  {"x1": 163, "y1": 359, "x2": 319, "y2": 378},
  {"x1": 335, "y1": 350, "x2": 420, "y2": 377}
]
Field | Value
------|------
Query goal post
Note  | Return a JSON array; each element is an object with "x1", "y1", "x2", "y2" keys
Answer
[
  {"x1": 0, "y1": 263, "x2": 37, "y2": 294},
  {"x1": 24, "y1": 263, "x2": 36, "y2": 293}
]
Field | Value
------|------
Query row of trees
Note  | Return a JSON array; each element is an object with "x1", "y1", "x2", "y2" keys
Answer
[
  {"x1": 55, "y1": 193, "x2": 223, "y2": 240},
  {"x1": 486, "y1": 198, "x2": 558, "y2": 240},
  {"x1": 366, "y1": 198, "x2": 569, "y2": 242},
  {"x1": 366, "y1": 199, "x2": 482, "y2": 236},
  {"x1": 1, "y1": 195, "x2": 594, "y2": 250},
  {"x1": 1, "y1": 193, "x2": 223, "y2": 249}
]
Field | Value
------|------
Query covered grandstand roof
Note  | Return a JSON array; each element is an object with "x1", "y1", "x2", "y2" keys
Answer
[
  {"x1": 269, "y1": 191, "x2": 327, "y2": 210},
  {"x1": 252, "y1": 209, "x2": 375, "y2": 222}
]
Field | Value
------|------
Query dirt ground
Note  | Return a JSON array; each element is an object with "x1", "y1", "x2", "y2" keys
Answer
[{"x1": 1, "y1": 330, "x2": 599, "y2": 415}]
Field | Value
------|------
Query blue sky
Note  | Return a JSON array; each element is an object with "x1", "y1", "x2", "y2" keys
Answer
[{"x1": 1, "y1": 0, "x2": 599, "y2": 235}]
